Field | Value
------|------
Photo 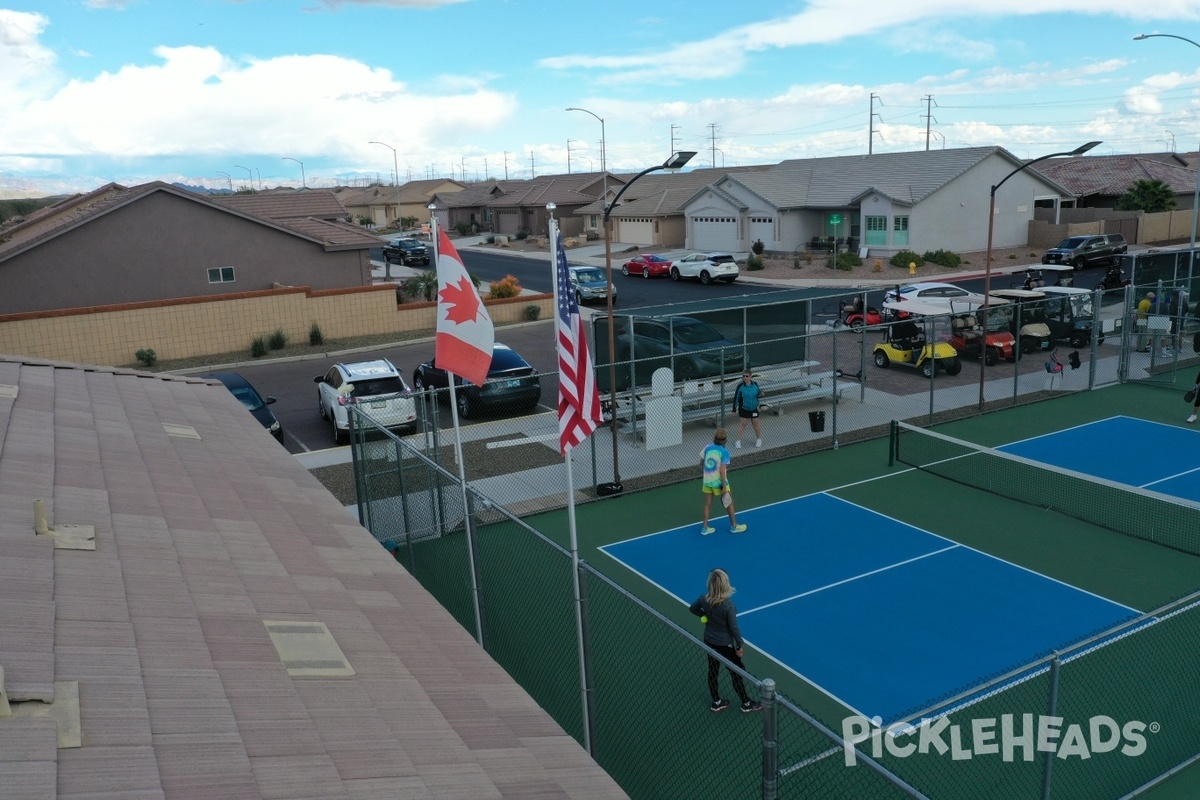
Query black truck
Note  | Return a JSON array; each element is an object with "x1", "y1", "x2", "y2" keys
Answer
[
  {"x1": 381, "y1": 237, "x2": 430, "y2": 266},
  {"x1": 1041, "y1": 233, "x2": 1127, "y2": 270}
]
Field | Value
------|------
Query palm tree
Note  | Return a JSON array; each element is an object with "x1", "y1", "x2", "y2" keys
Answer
[
  {"x1": 1116, "y1": 179, "x2": 1177, "y2": 213},
  {"x1": 397, "y1": 271, "x2": 482, "y2": 304}
]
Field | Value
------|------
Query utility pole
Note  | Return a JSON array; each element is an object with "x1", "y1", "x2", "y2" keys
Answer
[
  {"x1": 670, "y1": 124, "x2": 680, "y2": 155},
  {"x1": 869, "y1": 93, "x2": 884, "y2": 155},
  {"x1": 708, "y1": 123, "x2": 719, "y2": 169},
  {"x1": 922, "y1": 95, "x2": 938, "y2": 152},
  {"x1": 567, "y1": 140, "x2": 572, "y2": 174},
  {"x1": 503, "y1": 152, "x2": 510, "y2": 180},
  {"x1": 484, "y1": 158, "x2": 489, "y2": 181},
  {"x1": 530, "y1": 149, "x2": 536, "y2": 178}
]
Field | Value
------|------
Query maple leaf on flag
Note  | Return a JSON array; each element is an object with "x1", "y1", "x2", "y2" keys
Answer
[{"x1": 440, "y1": 276, "x2": 483, "y2": 325}]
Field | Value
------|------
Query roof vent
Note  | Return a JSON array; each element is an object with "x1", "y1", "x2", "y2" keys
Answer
[
  {"x1": 264, "y1": 621, "x2": 355, "y2": 678},
  {"x1": 32, "y1": 500, "x2": 95, "y2": 550},
  {"x1": 162, "y1": 423, "x2": 201, "y2": 439},
  {"x1": 0, "y1": 385, "x2": 17, "y2": 399}
]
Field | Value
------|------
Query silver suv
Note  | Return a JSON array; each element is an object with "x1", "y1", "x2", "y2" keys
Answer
[
  {"x1": 567, "y1": 266, "x2": 616, "y2": 305},
  {"x1": 314, "y1": 359, "x2": 417, "y2": 443}
]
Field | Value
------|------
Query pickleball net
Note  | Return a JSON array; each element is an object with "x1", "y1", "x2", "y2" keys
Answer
[{"x1": 889, "y1": 420, "x2": 1200, "y2": 557}]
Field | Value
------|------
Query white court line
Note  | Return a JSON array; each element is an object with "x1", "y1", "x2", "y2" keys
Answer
[{"x1": 741, "y1": 544, "x2": 959, "y2": 616}]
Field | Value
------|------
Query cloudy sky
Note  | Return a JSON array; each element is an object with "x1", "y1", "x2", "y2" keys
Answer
[{"x1": 4, "y1": 0, "x2": 1200, "y2": 196}]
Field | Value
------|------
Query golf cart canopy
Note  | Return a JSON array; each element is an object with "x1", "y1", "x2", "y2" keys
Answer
[{"x1": 882, "y1": 299, "x2": 956, "y2": 317}]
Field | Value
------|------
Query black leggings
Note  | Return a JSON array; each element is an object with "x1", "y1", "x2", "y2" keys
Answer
[{"x1": 707, "y1": 643, "x2": 750, "y2": 704}]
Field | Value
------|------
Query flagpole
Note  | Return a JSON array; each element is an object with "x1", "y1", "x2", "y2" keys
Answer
[
  {"x1": 550, "y1": 217, "x2": 593, "y2": 753},
  {"x1": 433, "y1": 212, "x2": 485, "y2": 647}
]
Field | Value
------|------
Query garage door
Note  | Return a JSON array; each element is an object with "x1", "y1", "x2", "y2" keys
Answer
[
  {"x1": 693, "y1": 216, "x2": 738, "y2": 252},
  {"x1": 748, "y1": 216, "x2": 774, "y2": 249},
  {"x1": 495, "y1": 210, "x2": 520, "y2": 235},
  {"x1": 618, "y1": 219, "x2": 655, "y2": 246}
]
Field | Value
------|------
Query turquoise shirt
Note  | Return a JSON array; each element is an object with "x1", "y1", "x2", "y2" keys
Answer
[{"x1": 734, "y1": 381, "x2": 761, "y2": 412}]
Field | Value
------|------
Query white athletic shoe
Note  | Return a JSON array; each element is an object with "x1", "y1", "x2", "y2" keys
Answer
[
  {"x1": 1189, "y1": 415, "x2": 1197, "y2": 424},
  {"x1": 755, "y1": 439, "x2": 762, "y2": 447},
  {"x1": 734, "y1": 440, "x2": 741, "y2": 449}
]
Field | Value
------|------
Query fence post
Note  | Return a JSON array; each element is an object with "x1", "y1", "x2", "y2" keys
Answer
[
  {"x1": 1040, "y1": 652, "x2": 1061, "y2": 800},
  {"x1": 761, "y1": 678, "x2": 777, "y2": 800},
  {"x1": 578, "y1": 564, "x2": 597, "y2": 754}
]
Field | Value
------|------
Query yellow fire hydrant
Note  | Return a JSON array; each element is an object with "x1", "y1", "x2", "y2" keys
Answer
[{"x1": 908, "y1": 261, "x2": 917, "y2": 277}]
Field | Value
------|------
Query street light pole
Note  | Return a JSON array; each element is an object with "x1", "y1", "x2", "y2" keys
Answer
[
  {"x1": 216, "y1": 171, "x2": 233, "y2": 192},
  {"x1": 977, "y1": 141, "x2": 1100, "y2": 409},
  {"x1": 282, "y1": 157, "x2": 306, "y2": 188},
  {"x1": 593, "y1": 150, "x2": 697, "y2": 493},
  {"x1": 1135, "y1": 33, "x2": 1200, "y2": 286},
  {"x1": 369, "y1": 141, "x2": 402, "y2": 281},
  {"x1": 234, "y1": 165, "x2": 253, "y2": 191}
]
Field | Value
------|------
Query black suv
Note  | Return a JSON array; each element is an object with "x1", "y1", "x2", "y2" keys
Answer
[
  {"x1": 1041, "y1": 234, "x2": 1126, "y2": 270},
  {"x1": 382, "y1": 237, "x2": 430, "y2": 266}
]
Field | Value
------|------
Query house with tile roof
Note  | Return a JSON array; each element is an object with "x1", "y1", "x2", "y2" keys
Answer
[
  {"x1": 430, "y1": 172, "x2": 625, "y2": 238},
  {"x1": 1031, "y1": 152, "x2": 1199, "y2": 210},
  {"x1": 0, "y1": 182, "x2": 382, "y2": 315},
  {"x1": 678, "y1": 147, "x2": 1076, "y2": 257},
  {"x1": 335, "y1": 179, "x2": 467, "y2": 229},
  {"x1": 0, "y1": 353, "x2": 629, "y2": 800}
]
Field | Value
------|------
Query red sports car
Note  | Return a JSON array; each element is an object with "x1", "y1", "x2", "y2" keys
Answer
[{"x1": 621, "y1": 254, "x2": 673, "y2": 278}]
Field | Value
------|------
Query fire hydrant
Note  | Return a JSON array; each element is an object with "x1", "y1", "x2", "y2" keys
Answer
[{"x1": 908, "y1": 261, "x2": 917, "y2": 277}]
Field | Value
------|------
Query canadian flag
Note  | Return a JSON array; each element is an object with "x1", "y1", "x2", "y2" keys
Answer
[{"x1": 435, "y1": 228, "x2": 494, "y2": 387}]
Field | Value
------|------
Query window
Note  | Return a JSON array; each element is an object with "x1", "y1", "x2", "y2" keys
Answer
[
  {"x1": 208, "y1": 267, "x2": 235, "y2": 283},
  {"x1": 865, "y1": 216, "x2": 887, "y2": 246},
  {"x1": 893, "y1": 215, "x2": 909, "y2": 247}
]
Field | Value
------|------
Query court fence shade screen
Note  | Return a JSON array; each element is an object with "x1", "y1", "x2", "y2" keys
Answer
[
  {"x1": 889, "y1": 419, "x2": 1200, "y2": 556},
  {"x1": 350, "y1": 404, "x2": 1200, "y2": 800}
]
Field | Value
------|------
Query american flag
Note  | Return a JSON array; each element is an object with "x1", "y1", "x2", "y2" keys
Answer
[{"x1": 555, "y1": 236, "x2": 603, "y2": 455}]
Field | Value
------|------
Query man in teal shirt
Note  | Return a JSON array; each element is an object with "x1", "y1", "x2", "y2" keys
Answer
[{"x1": 701, "y1": 428, "x2": 747, "y2": 535}]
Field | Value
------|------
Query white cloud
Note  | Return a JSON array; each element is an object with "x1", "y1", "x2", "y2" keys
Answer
[
  {"x1": 84, "y1": 0, "x2": 135, "y2": 8},
  {"x1": 0, "y1": 10, "x2": 58, "y2": 103},
  {"x1": 4, "y1": 44, "x2": 516, "y2": 170},
  {"x1": 314, "y1": 0, "x2": 469, "y2": 8}
]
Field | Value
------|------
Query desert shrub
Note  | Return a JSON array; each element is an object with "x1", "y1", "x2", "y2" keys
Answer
[
  {"x1": 485, "y1": 235, "x2": 495, "y2": 244},
  {"x1": 267, "y1": 328, "x2": 288, "y2": 350},
  {"x1": 751, "y1": 239, "x2": 765, "y2": 255},
  {"x1": 488, "y1": 274, "x2": 522, "y2": 299},
  {"x1": 134, "y1": 348, "x2": 157, "y2": 368},
  {"x1": 921, "y1": 249, "x2": 961, "y2": 268},
  {"x1": 831, "y1": 251, "x2": 862, "y2": 271},
  {"x1": 525, "y1": 304, "x2": 542, "y2": 321},
  {"x1": 454, "y1": 221, "x2": 473, "y2": 236},
  {"x1": 309, "y1": 322, "x2": 324, "y2": 346},
  {"x1": 250, "y1": 337, "x2": 267, "y2": 358},
  {"x1": 514, "y1": 228, "x2": 529, "y2": 240},
  {"x1": 746, "y1": 255, "x2": 764, "y2": 271},
  {"x1": 403, "y1": 272, "x2": 439, "y2": 302},
  {"x1": 890, "y1": 250, "x2": 925, "y2": 269}
]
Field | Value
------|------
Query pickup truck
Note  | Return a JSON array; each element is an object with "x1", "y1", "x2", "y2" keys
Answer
[
  {"x1": 382, "y1": 237, "x2": 430, "y2": 266},
  {"x1": 1041, "y1": 234, "x2": 1126, "y2": 270}
]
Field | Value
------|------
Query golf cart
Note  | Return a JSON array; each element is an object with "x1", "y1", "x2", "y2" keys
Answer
[
  {"x1": 840, "y1": 295, "x2": 904, "y2": 332},
  {"x1": 874, "y1": 301, "x2": 963, "y2": 378},
  {"x1": 945, "y1": 299, "x2": 1018, "y2": 365},
  {"x1": 1041, "y1": 286, "x2": 1104, "y2": 348},
  {"x1": 989, "y1": 289, "x2": 1052, "y2": 354},
  {"x1": 1039, "y1": 265, "x2": 1074, "y2": 288}
]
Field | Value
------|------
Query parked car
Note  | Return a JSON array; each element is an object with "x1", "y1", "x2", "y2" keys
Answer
[
  {"x1": 670, "y1": 253, "x2": 739, "y2": 284},
  {"x1": 314, "y1": 359, "x2": 417, "y2": 443},
  {"x1": 883, "y1": 282, "x2": 985, "y2": 317},
  {"x1": 611, "y1": 315, "x2": 744, "y2": 388},
  {"x1": 568, "y1": 266, "x2": 617, "y2": 306},
  {"x1": 1041, "y1": 234, "x2": 1126, "y2": 270},
  {"x1": 202, "y1": 372, "x2": 284, "y2": 443},
  {"x1": 621, "y1": 254, "x2": 673, "y2": 278},
  {"x1": 382, "y1": 237, "x2": 430, "y2": 266},
  {"x1": 412, "y1": 343, "x2": 541, "y2": 419}
]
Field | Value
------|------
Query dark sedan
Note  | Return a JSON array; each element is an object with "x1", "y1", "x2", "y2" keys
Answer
[
  {"x1": 202, "y1": 372, "x2": 284, "y2": 442},
  {"x1": 412, "y1": 343, "x2": 541, "y2": 419}
]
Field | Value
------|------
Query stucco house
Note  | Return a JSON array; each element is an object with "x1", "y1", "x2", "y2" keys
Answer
[
  {"x1": 0, "y1": 182, "x2": 382, "y2": 315},
  {"x1": 1031, "y1": 152, "x2": 1199, "y2": 211},
  {"x1": 335, "y1": 179, "x2": 466, "y2": 229},
  {"x1": 678, "y1": 147, "x2": 1076, "y2": 257},
  {"x1": 429, "y1": 172, "x2": 623, "y2": 238}
]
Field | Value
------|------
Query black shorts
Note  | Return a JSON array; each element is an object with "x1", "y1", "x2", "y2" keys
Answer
[{"x1": 738, "y1": 408, "x2": 759, "y2": 419}]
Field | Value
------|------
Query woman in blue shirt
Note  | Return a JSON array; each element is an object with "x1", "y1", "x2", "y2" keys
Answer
[{"x1": 732, "y1": 371, "x2": 765, "y2": 448}]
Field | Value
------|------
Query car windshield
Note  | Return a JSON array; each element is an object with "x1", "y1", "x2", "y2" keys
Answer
[
  {"x1": 983, "y1": 307, "x2": 1011, "y2": 332},
  {"x1": 1055, "y1": 237, "x2": 1089, "y2": 249},
  {"x1": 227, "y1": 385, "x2": 265, "y2": 411},
  {"x1": 350, "y1": 376, "x2": 409, "y2": 397},
  {"x1": 672, "y1": 321, "x2": 725, "y2": 345},
  {"x1": 574, "y1": 269, "x2": 605, "y2": 283},
  {"x1": 1065, "y1": 295, "x2": 1093, "y2": 317}
]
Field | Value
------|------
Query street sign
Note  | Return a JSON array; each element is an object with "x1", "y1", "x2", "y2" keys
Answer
[{"x1": 829, "y1": 213, "x2": 842, "y2": 225}]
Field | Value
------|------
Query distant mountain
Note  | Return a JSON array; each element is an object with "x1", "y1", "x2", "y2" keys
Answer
[{"x1": 172, "y1": 182, "x2": 233, "y2": 196}]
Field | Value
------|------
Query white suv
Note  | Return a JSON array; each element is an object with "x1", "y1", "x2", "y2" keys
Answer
[
  {"x1": 670, "y1": 253, "x2": 740, "y2": 284},
  {"x1": 315, "y1": 359, "x2": 417, "y2": 444}
]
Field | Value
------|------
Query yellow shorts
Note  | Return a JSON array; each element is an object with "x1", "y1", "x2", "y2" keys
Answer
[{"x1": 702, "y1": 483, "x2": 728, "y2": 495}]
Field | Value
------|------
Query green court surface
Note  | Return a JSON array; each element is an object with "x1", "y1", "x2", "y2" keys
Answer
[{"x1": 521, "y1": 381, "x2": 1200, "y2": 798}]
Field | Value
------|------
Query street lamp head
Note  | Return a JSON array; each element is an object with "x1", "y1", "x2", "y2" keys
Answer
[
  {"x1": 1071, "y1": 141, "x2": 1102, "y2": 156},
  {"x1": 1134, "y1": 34, "x2": 1149, "y2": 40},
  {"x1": 663, "y1": 151, "x2": 698, "y2": 171},
  {"x1": 545, "y1": 202, "x2": 556, "y2": 211}
]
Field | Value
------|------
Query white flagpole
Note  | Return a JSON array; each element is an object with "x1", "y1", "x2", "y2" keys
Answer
[
  {"x1": 434, "y1": 212, "x2": 485, "y2": 646},
  {"x1": 551, "y1": 217, "x2": 592, "y2": 753}
]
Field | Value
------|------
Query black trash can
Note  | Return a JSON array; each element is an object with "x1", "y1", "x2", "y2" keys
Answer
[{"x1": 808, "y1": 410, "x2": 826, "y2": 433}]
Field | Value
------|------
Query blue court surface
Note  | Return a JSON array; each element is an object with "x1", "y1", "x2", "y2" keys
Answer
[
  {"x1": 999, "y1": 415, "x2": 1200, "y2": 504},
  {"x1": 601, "y1": 492, "x2": 1141, "y2": 724}
]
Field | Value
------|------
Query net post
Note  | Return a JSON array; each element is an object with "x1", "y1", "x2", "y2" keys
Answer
[
  {"x1": 888, "y1": 420, "x2": 897, "y2": 467},
  {"x1": 760, "y1": 678, "x2": 777, "y2": 800}
]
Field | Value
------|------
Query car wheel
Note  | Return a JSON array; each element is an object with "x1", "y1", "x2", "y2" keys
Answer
[
  {"x1": 850, "y1": 319, "x2": 865, "y2": 333},
  {"x1": 670, "y1": 267, "x2": 681, "y2": 281},
  {"x1": 699, "y1": 270, "x2": 712, "y2": 285},
  {"x1": 983, "y1": 348, "x2": 999, "y2": 366},
  {"x1": 1072, "y1": 256, "x2": 1084, "y2": 270},
  {"x1": 456, "y1": 391, "x2": 473, "y2": 419},
  {"x1": 1069, "y1": 333, "x2": 1087, "y2": 349},
  {"x1": 422, "y1": 258, "x2": 430, "y2": 266},
  {"x1": 332, "y1": 414, "x2": 345, "y2": 445},
  {"x1": 643, "y1": 267, "x2": 651, "y2": 279},
  {"x1": 577, "y1": 291, "x2": 584, "y2": 305},
  {"x1": 414, "y1": 375, "x2": 426, "y2": 395},
  {"x1": 621, "y1": 264, "x2": 631, "y2": 276},
  {"x1": 318, "y1": 392, "x2": 327, "y2": 419},
  {"x1": 921, "y1": 360, "x2": 937, "y2": 379},
  {"x1": 944, "y1": 358, "x2": 962, "y2": 376},
  {"x1": 873, "y1": 351, "x2": 890, "y2": 368},
  {"x1": 1020, "y1": 340, "x2": 1035, "y2": 355}
]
